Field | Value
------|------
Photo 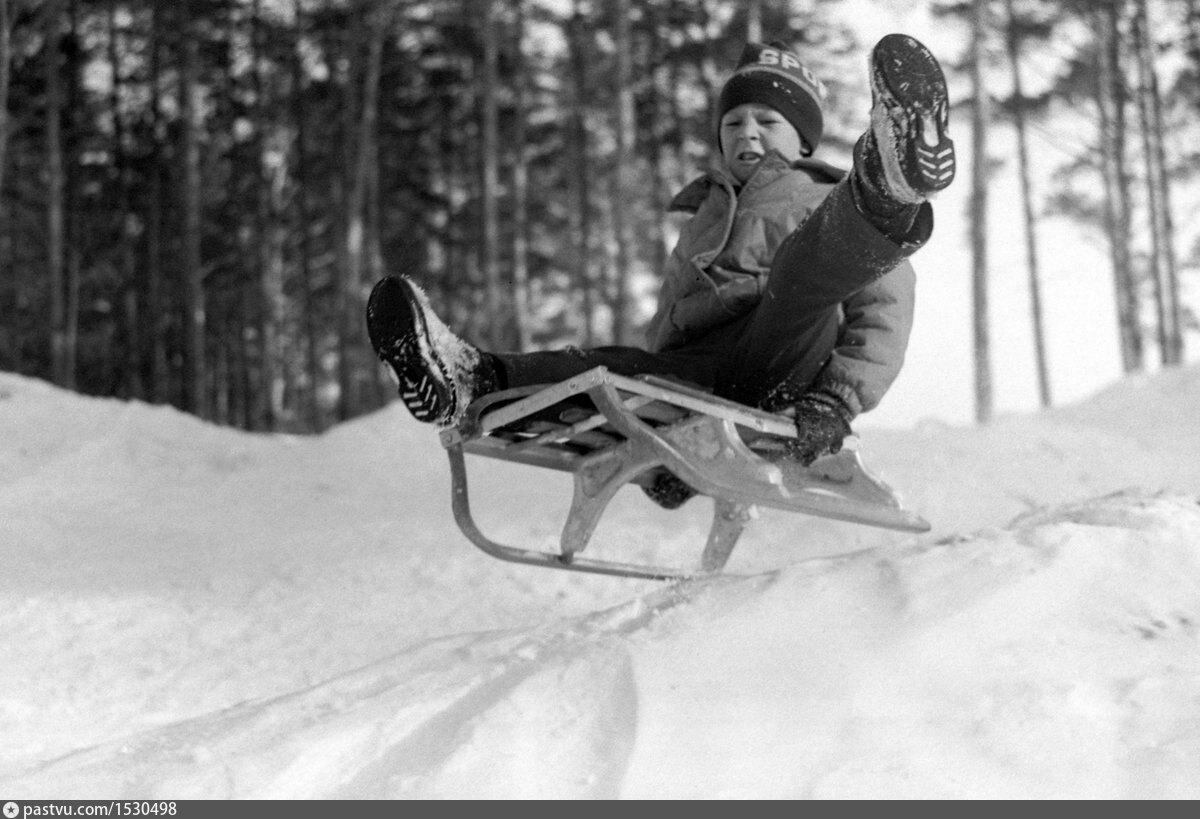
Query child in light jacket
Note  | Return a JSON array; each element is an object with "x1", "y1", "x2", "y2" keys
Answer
[{"x1": 366, "y1": 34, "x2": 955, "y2": 508}]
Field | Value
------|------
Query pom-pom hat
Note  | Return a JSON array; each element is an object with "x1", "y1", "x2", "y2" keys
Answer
[{"x1": 717, "y1": 42, "x2": 828, "y2": 155}]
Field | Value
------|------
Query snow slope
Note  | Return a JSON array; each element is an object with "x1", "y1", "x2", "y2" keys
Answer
[{"x1": 1, "y1": 367, "x2": 1199, "y2": 798}]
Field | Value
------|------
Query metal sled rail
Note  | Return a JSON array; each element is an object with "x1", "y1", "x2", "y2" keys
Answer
[{"x1": 439, "y1": 366, "x2": 929, "y2": 580}]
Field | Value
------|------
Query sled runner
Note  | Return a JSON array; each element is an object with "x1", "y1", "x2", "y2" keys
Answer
[{"x1": 438, "y1": 366, "x2": 930, "y2": 581}]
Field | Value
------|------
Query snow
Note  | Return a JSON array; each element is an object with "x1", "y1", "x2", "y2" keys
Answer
[{"x1": 2, "y1": 366, "x2": 1200, "y2": 799}]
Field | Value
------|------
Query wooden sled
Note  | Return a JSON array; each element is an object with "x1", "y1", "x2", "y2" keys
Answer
[{"x1": 438, "y1": 366, "x2": 930, "y2": 581}]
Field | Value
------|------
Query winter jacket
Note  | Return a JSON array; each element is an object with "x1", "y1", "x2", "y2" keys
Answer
[{"x1": 644, "y1": 150, "x2": 915, "y2": 416}]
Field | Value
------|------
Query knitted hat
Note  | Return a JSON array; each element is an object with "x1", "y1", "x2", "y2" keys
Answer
[{"x1": 716, "y1": 41, "x2": 828, "y2": 155}]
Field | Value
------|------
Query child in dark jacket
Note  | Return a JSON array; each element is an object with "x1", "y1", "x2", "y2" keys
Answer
[{"x1": 366, "y1": 34, "x2": 955, "y2": 508}]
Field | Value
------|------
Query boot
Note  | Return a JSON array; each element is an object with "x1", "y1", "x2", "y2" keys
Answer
[
  {"x1": 366, "y1": 275, "x2": 498, "y2": 426},
  {"x1": 859, "y1": 33, "x2": 955, "y2": 206}
]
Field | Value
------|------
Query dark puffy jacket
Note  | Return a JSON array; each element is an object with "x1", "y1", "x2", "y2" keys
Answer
[{"x1": 644, "y1": 151, "x2": 914, "y2": 416}]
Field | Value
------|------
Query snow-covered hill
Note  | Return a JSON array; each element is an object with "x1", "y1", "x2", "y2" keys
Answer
[{"x1": 2, "y1": 367, "x2": 1198, "y2": 798}]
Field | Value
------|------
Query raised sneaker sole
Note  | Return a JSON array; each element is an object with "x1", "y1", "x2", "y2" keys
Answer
[
  {"x1": 870, "y1": 33, "x2": 955, "y2": 199},
  {"x1": 366, "y1": 276, "x2": 457, "y2": 425}
]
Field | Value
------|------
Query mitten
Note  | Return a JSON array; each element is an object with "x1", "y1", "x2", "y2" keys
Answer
[{"x1": 786, "y1": 388, "x2": 854, "y2": 466}]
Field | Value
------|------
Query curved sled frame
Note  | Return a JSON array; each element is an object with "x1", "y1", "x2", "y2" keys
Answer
[{"x1": 439, "y1": 366, "x2": 929, "y2": 580}]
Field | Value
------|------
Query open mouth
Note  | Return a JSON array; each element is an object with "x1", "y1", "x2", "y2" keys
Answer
[{"x1": 737, "y1": 152, "x2": 762, "y2": 163}]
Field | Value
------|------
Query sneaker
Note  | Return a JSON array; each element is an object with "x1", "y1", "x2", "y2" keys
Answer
[
  {"x1": 366, "y1": 275, "x2": 493, "y2": 426},
  {"x1": 867, "y1": 33, "x2": 955, "y2": 203}
]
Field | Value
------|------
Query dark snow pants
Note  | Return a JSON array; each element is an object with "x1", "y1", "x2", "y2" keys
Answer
[{"x1": 494, "y1": 177, "x2": 930, "y2": 409}]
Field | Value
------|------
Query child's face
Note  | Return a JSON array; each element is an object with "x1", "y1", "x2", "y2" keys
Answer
[{"x1": 720, "y1": 103, "x2": 806, "y2": 183}]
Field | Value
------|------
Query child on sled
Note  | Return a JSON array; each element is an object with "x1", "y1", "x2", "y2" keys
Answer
[{"x1": 366, "y1": 34, "x2": 956, "y2": 509}]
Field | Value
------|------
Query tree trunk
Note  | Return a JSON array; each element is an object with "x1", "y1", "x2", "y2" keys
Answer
[
  {"x1": 646, "y1": 73, "x2": 667, "y2": 282},
  {"x1": 364, "y1": 12, "x2": 388, "y2": 405},
  {"x1": 338, "y1": 1, "x2": 384, "y2": 419},
  {"x1": 146, "y1": 0, "x2": 168, "y2": 403},
  {"x1": 509, "y1": 2, "x2": 532, "y2": 351},
  {"x1": 611, "y1": 0, "x2": 635, "y2": 344},
  {"x1": 1131, "y1": 1, "x2": 1169, "y2": 366},
  {"x1": 63, "y1": 0, "x2": 80, "y2": 391},
  {"x1": 1134, "y1": 0, "x2": 1182, "y2": 364},
  {"x1": 661, "y1": 0, "x2": 687, "y2": 235},
  {"x1": 1004, "y1": 0, "x2": 1051, "y2": 408},
  {"x1": 252, "y1": 0, "x2": 286, "y2": 428},
  {"x1": 424, "y1": 99, "x2": 450, "y2": 308},
  {"x1": 212, "y1": 311, "x2": 230, "y2": 425},
  {"x1": 333, "y1": 20, "x2": 355, "y2": 420},
  {"x1": 448, "y1": 85, "x2": 475, "y2": 335},
  {"x1": 645, "y1": 4, "x2": 669, "y2": 282},
  {"x1": 479, "y1": 0, "x2": 504, "y2": 349},
  {"x1": 0, "y1": 0, "x2": 11, "y2": 209},
  {"x1": 745, "y1": 0, "x2": 761, "y2": 43},
  {"x1": 696, "y1": 0, "x2": 722, "y2": 137},
  {"x1": 108, "y1": 0, "x2": 141, "y2": 399},
  {"x1": 1096, "y1": 2, "x2": 1142, "y2": 373},
  {"x1": 969, "y1": 0, "x2": 992, "y2": 424},
  {"x1": 291, "y1": 0, "x2": 322, "y2": 430},
  {"x1": 567, "y1": 0, "x2": 595, "y2": 345},
  {"x1": 232, "y1": 287, "x2": 251, "y2": 428},
  {"x1": 45, "y1": 1, "x2": 68, "y2": 387},
  {"x1": 181, "y1": 5, "x2": 207, "y2": 417}
]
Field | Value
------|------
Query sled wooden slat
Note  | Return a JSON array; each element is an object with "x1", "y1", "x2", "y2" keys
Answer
[
  {"x1": 438, "y1": 366, "x2": 930, "y2": 580},
  {"x1": 506, "y1": 394, "x2": 658, "y2": 453}
]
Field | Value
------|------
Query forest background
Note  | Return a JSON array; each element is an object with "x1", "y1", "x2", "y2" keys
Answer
[{"x1": 0, "y1": 0, "x2": 1196, "y2": 434}]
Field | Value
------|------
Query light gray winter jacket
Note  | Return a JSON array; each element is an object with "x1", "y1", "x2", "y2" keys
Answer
[{"x1": 644, "y1": 151, "x2": 915, "y2": 416}]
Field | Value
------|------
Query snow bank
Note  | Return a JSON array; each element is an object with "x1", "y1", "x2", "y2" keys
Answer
[{"x1": 2, "y1": 367, "x2": 1199, "y2": 798}]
